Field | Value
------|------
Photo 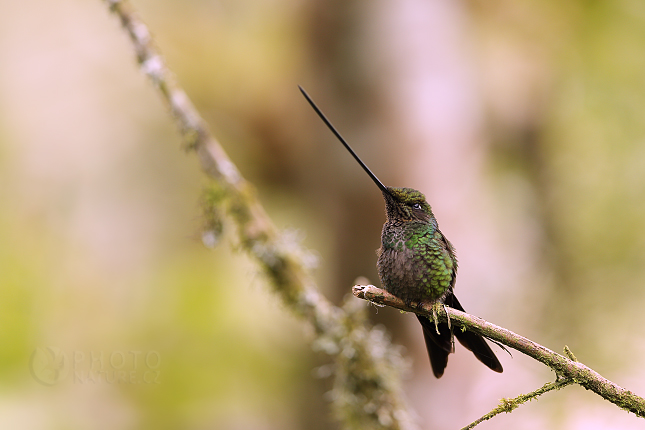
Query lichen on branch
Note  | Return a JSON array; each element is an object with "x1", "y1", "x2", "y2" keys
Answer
[
  {"x1": 353, "y1": 284, "x2": 645, "y2": 422},
  {"x1": 103, "y1": 1, "x2": 415, "y2": 428}
]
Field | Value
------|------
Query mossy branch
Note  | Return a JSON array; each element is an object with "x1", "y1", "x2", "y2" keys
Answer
[
  {"x1": 461, "y1": 378, "x2": 574, "y2": 429},
  {"x1": 353, "y1": 284, "x2": 645, "y2": 423},
  {"x1": 103, "y1": 1, "x2": 415, "y2": 428}
]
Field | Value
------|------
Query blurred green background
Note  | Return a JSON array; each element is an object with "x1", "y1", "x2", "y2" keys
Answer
[{"x1": 1, "y1": 0, "x2": 645, "y2": 429}]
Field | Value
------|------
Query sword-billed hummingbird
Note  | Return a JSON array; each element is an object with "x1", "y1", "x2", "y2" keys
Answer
[{"x1": 299, "y1": 86, "x2": 503, "y2": 378}]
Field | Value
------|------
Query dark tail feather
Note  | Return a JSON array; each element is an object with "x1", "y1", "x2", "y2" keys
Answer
[
  {"x1": 445, "y1": 293, "x2": 503, "y2": 373},
  {"x1": 416, "y1": 293, "x2": 503, "y2": 378},
  {"x1": 417, "y1": 314, "x2": 451, "y2": 378}
]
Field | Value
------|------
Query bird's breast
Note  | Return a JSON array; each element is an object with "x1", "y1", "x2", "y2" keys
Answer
[
  {"x1": 377, "y1": 227, "x2": 426, "y2": 302},
  {"x1": 377, "y1": 223, "x2": 452, "y2": 303}
]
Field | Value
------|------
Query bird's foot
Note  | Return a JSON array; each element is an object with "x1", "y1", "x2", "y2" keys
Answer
[{"x1": 407, "y1": 299, "x2": 427, "y2": 314}]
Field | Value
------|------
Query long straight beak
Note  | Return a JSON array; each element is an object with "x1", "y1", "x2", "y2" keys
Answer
[{"x1": 299, "y1": 86, "x2": 389, "y2": 195}]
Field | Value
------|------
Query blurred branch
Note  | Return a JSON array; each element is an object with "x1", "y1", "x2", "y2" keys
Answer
[
  {"x1": 354, "y1": 284, "x2": 645, "y2": 423},
  {"x1": 103, "y1": 1, "x2": 415, "y2": 428}
]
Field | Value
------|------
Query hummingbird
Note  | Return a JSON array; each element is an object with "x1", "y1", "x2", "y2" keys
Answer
[{"x1": 299, "y1": 86, "x2": 503, "y2": 378}]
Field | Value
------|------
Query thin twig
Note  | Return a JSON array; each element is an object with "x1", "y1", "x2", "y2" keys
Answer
[
  {"x1": 461, "y1": 378, "x2": 574, "y2": 429},
  {"x1": 353, "y1": 284, "x2": 645, "y2": 418}
]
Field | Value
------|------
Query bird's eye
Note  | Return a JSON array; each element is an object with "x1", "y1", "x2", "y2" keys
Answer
[{"x1": 412, "y1": 203, "x2": 421, "y2": 210}]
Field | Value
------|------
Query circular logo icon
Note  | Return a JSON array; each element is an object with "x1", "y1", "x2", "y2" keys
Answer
[{"x1": 29, "y1": 347, "x2": 69, "y2": 386}]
